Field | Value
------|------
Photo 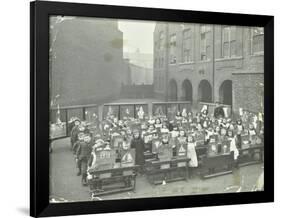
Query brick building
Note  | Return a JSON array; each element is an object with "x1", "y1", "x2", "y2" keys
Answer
[
  {"x1": 50, "y1": 17, "x2": 130, "y2": 106},
  {"x1": 124, "y1": 51, "x2": 154, "y2": 85},
  {"x1": 153, "y1": 23, "x2": 264, "y2": 114}
]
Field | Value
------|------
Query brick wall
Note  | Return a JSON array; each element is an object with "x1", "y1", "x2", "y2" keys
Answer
[
  {"x1": 232, "y1": 73, "x2": 264, "y2": 114},
  {"x1": 50, "y1": 17, "x2": 129, "y2": 107},
  {"x1": 153, "y1": 22, "x2": 264, "y2": 112}
]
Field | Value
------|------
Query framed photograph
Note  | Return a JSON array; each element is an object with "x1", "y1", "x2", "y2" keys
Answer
[{"x1": 30, "y1": 1, "x2": 274, "y2": 217}]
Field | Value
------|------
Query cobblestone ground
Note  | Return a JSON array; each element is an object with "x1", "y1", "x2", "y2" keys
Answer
[{"x1": 50, "y1": 138, "x2": 263, "y2": 203}]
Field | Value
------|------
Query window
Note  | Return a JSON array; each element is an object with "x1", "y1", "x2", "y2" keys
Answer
[
  {"x1": 169, "y1": 34, "x2": 177, "y2": 64},
  {"x1": 160, "y1": 57, "x2": 164, "y2": 68},
  {"x1": 154, "y1": 58, "x2": 158, "y2": 68},
  {"x1": 159, "y1": 31, "x2": 165, "y2": 50},
  {"x1": 154, "y1": 41, "x2": 158, "y2": 50},
  {"x1": 251, "y1": 27, "x2": 264, "y2": 54},
  {"x1": 156, "y1": 74, "x2": 159, "y2": 90},
  {"x1": 200, "y1": 25, "x2": 211, "y2": 61},
  {"x1": 182, "y1": 29, "x2": 192, "y2": 62},
  {"x1": 222, "y1": 26, "x2": 236, "y2": 58}
]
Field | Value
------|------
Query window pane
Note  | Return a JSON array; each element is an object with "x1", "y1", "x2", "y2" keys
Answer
[
  {"x1": 206, "y1": 46, "x2": 211, "y2": 59},
  {"x1": 253, "y1": 34, "x2": 264, "y2": 53},
  {"x1": 169, "y1": 34, "x2": 177, "y2": 63},
  {"x1": 223, "y1": 42, "x2": 229, "y2": 57},
  {"x1": 183, "y1": 29, "x2": 191, "y2": 39},
  {"x1": 183, "y1": 49, "x2": 191, "y2": 62},
  {"x1": 230, "y1": 40, "x2": 236, "y2": 56},
  {"x1": 159, "y1": 32, "x2": 164, "y2": 49},
  {"x1": 230, "y1": 26, "x2": 236, "y2": 41},
  {"x1": 223, "y1": 27, "x2": 230, "y2": 42},
  {"x1": 253, "y1": 27, "x2": 264, "y2": 35}
]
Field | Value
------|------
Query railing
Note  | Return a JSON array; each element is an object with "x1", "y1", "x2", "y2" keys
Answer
[
  {"x1": 152, "y1": 101, "x2": 192, "y2": 119},
  {"x1": 198, "y1": 102, "x2": 232, "y2": 117},
  {"x1": 50, "y1": 104, "x2": 98, "y2": 140},
  {"x1": 50, "y1": 101, "x2": 232, "y2": 141},
  {"x1": 103, "y1": 103, "x2": 149, "y2": 120}
]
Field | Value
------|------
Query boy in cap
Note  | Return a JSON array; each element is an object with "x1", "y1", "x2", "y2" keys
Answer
[
  {"x1": 70, "y1": 119, "x2": 81, "y2": 150},
  {"x1": 73, "y1": 132, "x2": 84, "y2": 155},
  {"x1": 76, "y1": 133, "x2": 92, "y2": 186}
]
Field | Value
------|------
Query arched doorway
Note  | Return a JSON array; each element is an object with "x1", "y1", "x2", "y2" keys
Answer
[
  {"x1": 168, "y1": 79, "x2": 178, "y2": 101},
  {"x1": 182, "y1": 79, "x2": 193, "y2": 102},
  {"x1": 219, "y1": 80, "x2": 232, "y2": 105},
  {"x1": 198, "y1": 80, "x2": 212, "y2": 103}
]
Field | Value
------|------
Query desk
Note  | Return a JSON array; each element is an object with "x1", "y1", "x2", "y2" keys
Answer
[
  {"x1": 200, "y1": 152, "x2": 234, "y2": 179},
  {"x1": 145, "y1": 157, "x2": 190, "y2": 185},
  {"x1": 88, "y1": 165, "x2": 139, "y2": 197},
  {"x1": 238, "y1": 144, "x2": 264, "y2": 167}
]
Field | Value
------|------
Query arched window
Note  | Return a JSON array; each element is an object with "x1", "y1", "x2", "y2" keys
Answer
[
  {"x1": 219, "y1": 80, "x2": 233, "y2": 105},
  {"x1": 182, "y1": 79, "x2": 193, "y2": 101},
  {"x1": 168, "y1": 79, "x2": 178, "y2": 101},
  {"x1": 198, "y1": 80, "x2": 212, "y2": 103}
]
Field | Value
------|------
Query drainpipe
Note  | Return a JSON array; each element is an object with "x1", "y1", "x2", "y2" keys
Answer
[
  {"x1": 165, "y1": 23, "x2": 169, "y2": 102},
  {"x1": 212, "y1": 25, "x2": 215, "y2": 103}
]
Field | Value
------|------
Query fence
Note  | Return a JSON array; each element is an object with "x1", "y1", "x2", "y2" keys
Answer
[
  {"x1": 198, "y1": 102, "x2": 232, "y2": 118},
  {"x1": 50, "y1": 101, "x2": 232, "y2": 140},
  {"x1": 152, "y1": 101, "x2": 192, "y2": 120},
  {"x1": 50, "y1": 104, "x2": 98, "y2": 140},
  {"x1": 103, "y1": 103, "x2": 149, "y2": 120}
]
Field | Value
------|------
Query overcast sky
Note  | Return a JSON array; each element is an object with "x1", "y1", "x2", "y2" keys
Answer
[{"x1": 118, "y1": 19, "x2": 155, "y2": 54}]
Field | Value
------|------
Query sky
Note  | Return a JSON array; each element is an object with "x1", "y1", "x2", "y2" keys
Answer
[{"x1": 118, "y1": 19, "x2": 156, "y2": 54}]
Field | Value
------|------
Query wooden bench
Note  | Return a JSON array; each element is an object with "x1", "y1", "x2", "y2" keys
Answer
[
  {"x1": 145, "y1": 157, "x2": 190, "y2": 185},
  {"x1": 88, "y1": 165, "x2": 139, "y2": 197},
  {"x1": 238, "y1": 144, "x2": 264, "y2": 167},
  {"x1": 200, "y1": 152, "x2": 234, "y2": 179}
]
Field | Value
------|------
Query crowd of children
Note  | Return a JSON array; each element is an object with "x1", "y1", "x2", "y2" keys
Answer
[{"x1": 68, "y1": 106, "x2": 264, "y2": 186}]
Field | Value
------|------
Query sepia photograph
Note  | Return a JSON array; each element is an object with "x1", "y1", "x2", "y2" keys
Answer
[{"x1": 49, "y1": 16, "x2": 265, "y2": 203}]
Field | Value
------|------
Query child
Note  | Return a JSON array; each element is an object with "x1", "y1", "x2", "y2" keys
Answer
[
  {"x1": 130, "y1": 129, "x2": 145, "y2": 174},
  {"x1": 187, "y1": 135, "x2": 198, "y2": 178},
  {"x1": 178, "y1": 130, "x2": 187, "y2": 144},
  {"x1": 248, "y1": 123, "x2": 257, "y2": 144},
  {"x1": 70, "y1": 119, "x2": 81, "y2": 150},
  {"x1": 175, "y1": 111, "x2": 182, "y2": 123},
  {"x1": 177, "y1": 130, "x2": 187, "y2": 157},
  {"x1": 171, "y1": 125, "x2": 179, "y2": 138},
  {"x1": 230, "y1": 135, "x2": 240, "y2": 167},
  {"x1": 182, "y1": 108, "x2": 188, "y2": 118},
  {"x1": 154, "y1": 118, "x2": 162, "y2": 129},
  {"x1": 236, "y1": 119, "x2": 244, "y2": 149},
  {"x1": 73, "y1": 132, "x2": 84, "y2": 155},
  {"x1": 217, "y1": 128, "x2": 227, "y2": 154},
  {"x1": 76, "y1": 134, "x2": 92, "y2": 186},
  {"x1": 161, "y1": 123, "x2": 169, "y2": 134}
]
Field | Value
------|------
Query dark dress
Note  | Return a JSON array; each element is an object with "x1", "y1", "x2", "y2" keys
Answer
[{"x1": 130, "y1": 137, "x2": 145, "y2": 166}]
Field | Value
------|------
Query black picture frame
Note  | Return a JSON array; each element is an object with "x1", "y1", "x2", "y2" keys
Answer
[{"x1": 30, "y1": 1, "x2": 274, "y2": 217}]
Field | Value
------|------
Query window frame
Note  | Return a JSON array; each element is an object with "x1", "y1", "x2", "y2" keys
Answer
[
  {"x1": 182, "y1": 28, "x2": 192, "y2": 63},
  {"x1": 250, "y1": 27, "x2": 264, "y2": 55}
]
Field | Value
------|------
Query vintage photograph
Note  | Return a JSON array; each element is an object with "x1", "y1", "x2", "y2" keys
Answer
[{"x1": 49, "y1": 16, "x2": 264, "y2": 203}]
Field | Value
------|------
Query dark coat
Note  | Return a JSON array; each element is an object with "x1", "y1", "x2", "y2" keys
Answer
[
  {"x1": 214, "y1": 106, "x2": 225, "y2": 118},
  {"x1": 70, "y1": 125, "x2": 80, "y2": 144},
  {"x1": 76, "y1": 142, "x2": 92, "y2": 161},
  {"x1": 130, "y1": 137, "x2": 145, "y2": 166}
]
